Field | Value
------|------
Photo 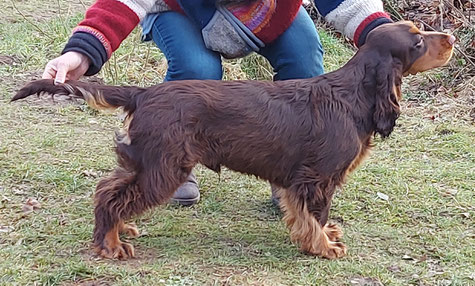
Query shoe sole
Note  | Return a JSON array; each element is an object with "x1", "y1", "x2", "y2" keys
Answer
[{"x1": 168, "y1": 194, "x2": 200, "y2": 206}]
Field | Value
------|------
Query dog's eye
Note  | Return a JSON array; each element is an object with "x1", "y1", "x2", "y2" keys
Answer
[{"x1": 415, "y1": 36, "x2": 424, "y2": 48}]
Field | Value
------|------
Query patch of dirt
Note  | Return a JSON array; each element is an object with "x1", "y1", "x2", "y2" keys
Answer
[
  {"x1": 62, "y1": 277, "x2": 114, "y2": 286},
  {"x1": 403, "y1": 76, "x2": 475, "y2": 123},
  {"x1": 198, "y1": 264, "x2": 286, "y2": 286},
  {"x1": 388, "y1": 0, "x2": 474, "y2": 30},
  {"x1": 0, "y1": 55, "x2": 21, "y2": 66}
]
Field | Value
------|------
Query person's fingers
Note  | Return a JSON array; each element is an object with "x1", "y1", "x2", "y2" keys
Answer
[
  {"x1": 68, "y1": 69, "x2": 84, "y2": 81},
  {"x1": 54, "y1": 62, "x2": 68, "y2": 84},
  {"x1": 42, "y1": 61, "x2": 57, "y2": 79},
  {"x1": 42, "y1": 52, "x2": 91, "y2": 84}
]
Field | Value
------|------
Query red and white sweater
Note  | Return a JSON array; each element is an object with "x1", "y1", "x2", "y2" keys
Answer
[{"x1": 63, "y1": 0, "x2": 391, "y2": 75}]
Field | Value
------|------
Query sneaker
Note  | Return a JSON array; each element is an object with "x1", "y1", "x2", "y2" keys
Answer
[{"x1": 169, "y1": 172, "x2": 200, "y2": 206}]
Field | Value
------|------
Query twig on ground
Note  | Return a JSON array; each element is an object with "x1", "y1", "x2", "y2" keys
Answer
[
  {"x1": 112, "y1": 53, "x2": 119, "y2": 85},
  {"x1": 11, "y1": 0, "x2": 54, "y2": 41},
  {"x1": 454, "y1": 46, "x2": 475, "y2": 69},
  {"x1": 385, "y1": 0, "x2": 404, "y2": 20},
  {"x1": 140, "y1": 46, "x2": 152, "y2": 85},
  {"x1": 439, "y1": 2, "x2": 444, "y2": 31},
  {"x1": 444, "y1": 0, "x2": 471, "y2": 25},
  {"x1": 77, "y1": 0, "x2": 88, "y2": 10},
  {"x1": 124, "y1": 33, "x2": 140, "y2": 74}
]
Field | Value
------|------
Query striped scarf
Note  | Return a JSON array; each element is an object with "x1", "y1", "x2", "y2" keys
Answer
[{"x1": 225, "y1": 0, "x2": 276, "y2": 34}]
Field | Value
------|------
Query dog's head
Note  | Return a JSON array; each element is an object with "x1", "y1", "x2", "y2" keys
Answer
[{"x1": 363, "y1": 21, "x2": 455, "y2": 137}]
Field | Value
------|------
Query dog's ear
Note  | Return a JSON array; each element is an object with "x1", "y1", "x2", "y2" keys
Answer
[{"x1": 373, "y1": 58, "x2": 402, "y2": 138}]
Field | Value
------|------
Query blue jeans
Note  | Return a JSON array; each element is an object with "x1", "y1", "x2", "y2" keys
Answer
[{"x1": 144, "y1": 6, "x2": 324, "y2": 81}]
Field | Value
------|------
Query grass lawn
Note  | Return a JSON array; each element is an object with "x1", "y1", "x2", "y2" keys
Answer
[{"x1": 0, "y1": 1, "x2": 474, "y2": 285}]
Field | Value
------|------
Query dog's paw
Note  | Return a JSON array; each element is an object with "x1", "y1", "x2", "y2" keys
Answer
[
  {"x1": 323, "y1": 223, "x2": 343, "y2": 242},
  {"x1": 321, "y1": 241, "x2": 347, "y2": 259},
  {"x1": 97, "y1": 241, "x2": 135, "y2": 260},
  {"x1": 120, "y1": 222, "x2": 140, "y2": 238}
]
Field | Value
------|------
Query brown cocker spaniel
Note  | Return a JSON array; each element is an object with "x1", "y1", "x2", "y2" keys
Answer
[{"x1": 13, "y1": 21, "x2": 455, "y2": 260}]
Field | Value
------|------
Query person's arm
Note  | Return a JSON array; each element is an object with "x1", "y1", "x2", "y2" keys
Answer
[
  {"x1": 313, "y1": 0, "x2": 392, "y2": 47},
  {"x1": 44, "y1": 0, "x2": 157, "y2": 83},
  {"x1": 63, "y1": 0, "x2": 153, "y2": 75}
]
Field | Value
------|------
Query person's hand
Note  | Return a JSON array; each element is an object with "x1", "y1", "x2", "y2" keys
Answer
[{"x1": 42, "y1": 51, "x2": 91, "y2": 84}]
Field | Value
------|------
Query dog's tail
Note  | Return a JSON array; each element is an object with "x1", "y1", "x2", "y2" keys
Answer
[{"x1": 11, "y1": 79, "x2": 142, "y2": 111}]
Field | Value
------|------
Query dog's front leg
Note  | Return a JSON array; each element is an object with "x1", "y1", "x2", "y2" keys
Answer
[
  {"x1": 309, "y1": 193, "x2": 344, "y2": 243},
  {"x1": 279, "y1": 182, "x2": 346, "y2": 259}
]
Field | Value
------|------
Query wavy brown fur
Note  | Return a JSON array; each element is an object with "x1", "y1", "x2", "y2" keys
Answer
[{"x1": 12, "y1": 21, "x2": 454, "y2": 259}]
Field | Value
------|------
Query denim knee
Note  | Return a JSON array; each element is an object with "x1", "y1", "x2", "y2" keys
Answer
[
  {"x1": 259, "y1": 6, "x2": 325, "y2": 80},
  {"x1": 283, "y1": 37, "x2": 324, "y2": 79},
  {"x1": 268, "y1": 37, "x2": 324, "y2": 80},
  {"x1": 166, "y1": 55, "x2": 223, "y2": 81},
  {"x1": 148, "y1": 12, "x2": 223, "y2": 82}
]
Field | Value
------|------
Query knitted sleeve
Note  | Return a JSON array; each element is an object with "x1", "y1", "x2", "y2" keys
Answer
[
  {"x1": 314, "y1": 0, "x2": 392, "y2": 47},
  {"x1": 62, "y1": 0, "x2": 157, "y2": 75}
]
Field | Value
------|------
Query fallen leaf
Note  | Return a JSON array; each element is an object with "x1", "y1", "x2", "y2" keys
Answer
[
  {"x1": 443, "y1": 189, "x2": 458, "y2": 196},
  {"x1": 461, "y1": 212, "x2": 470, "y2": 219},
  {"x1": 57, "y1": 214, "x2": 68, "y2": 226},
  {"x1": 349, "y1": 277, "x2": 383, "y2": 286},
  {"x1": 418, "y1": 254, "x2": 427, "y2": 262},
  {"x1": 1, "y1": 194, "x2": 10, "y2": 202},
  {"x1": 139, "y1": 230, "x2": 149, "y2": 237},
  {"x1": 22, "y1": 204, "x2": 33, "y2": 214},
  {"x1": 22, "y1": 198, "x2": 41, "y2": 214},
  {"x1": 26, "y1": 198, "x2": 41, "y2": 209},
  {"x1": 427, "y1": 270, "x2": 445, "y2": 277},
  {"x1": 0, "y1": 225, "x2": 14, "y2": 233},
  {"x1": 402, "y1": 254, "x2": 415, "y2": 260},
  {"x1": 438, "y1": 211, "x2": 450, "y2": 217},
  {"x1": 387, "y1": 265, "x2": 401, "y2": 272},
  {"x1": 12, "y1": 188, "x2": 26, "y2": 195},
  {"x1": 82, "y1": 169, "x2": 99, "y2": 178},
  {"x1": 376, "y1": 192, "x2": 389, "y2": 201}
]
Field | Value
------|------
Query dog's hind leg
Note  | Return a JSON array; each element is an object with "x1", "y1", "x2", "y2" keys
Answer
[
  {"x1": 280, "y1": 180, "x2": 346, "y2": 259},
  {"x1": 93, "y1": 155, "x2": 192, "y2": 260},
  {"x1": 92, "y1": 167, "x2": 141, "y2": 259}
]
